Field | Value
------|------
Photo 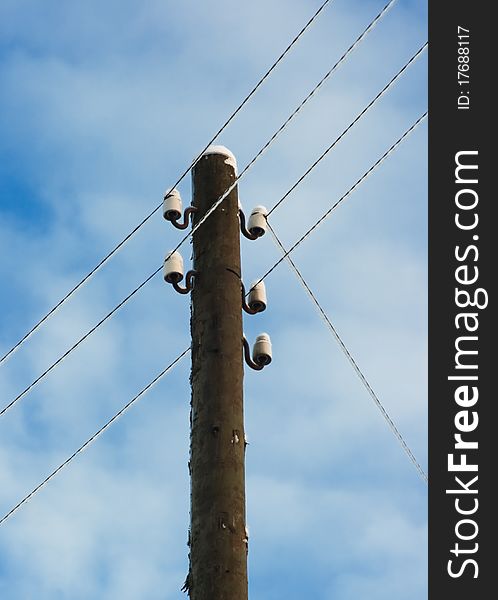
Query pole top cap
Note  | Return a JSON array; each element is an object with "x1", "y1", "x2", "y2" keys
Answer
[{"x1": 201, "y1": 145, "x2": 237, "y2": 172}]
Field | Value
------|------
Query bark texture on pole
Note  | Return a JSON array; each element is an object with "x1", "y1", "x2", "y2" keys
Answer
[{"x1": 187, "y1": 150, "x2": 247, "y2": 600}]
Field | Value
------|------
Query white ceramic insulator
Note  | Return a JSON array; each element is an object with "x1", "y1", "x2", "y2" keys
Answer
[
  {"x1": 252, "y1": 332, "x2": 272, "y2": 366},
  {"x1": 248, "y1": 280, "x2": 267, "y2": 312},
  {"x1": 163, "y1": 250, "x2": 184, "y2": 283},
  {"x1": 163, "y1": 189, "x2": 182, "y2": 221},
  {"x1": 248, "y1": 205, "x2": 268, "y2": 237}
]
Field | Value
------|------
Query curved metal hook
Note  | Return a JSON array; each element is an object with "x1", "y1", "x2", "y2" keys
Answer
[
  {"x1": 242, "y1": 336, "x2": 263, "y2": 371},
  {"x1": 169, "y1": 206, "x2": 198, "y2": 230},
  {"x1": 241, "y1": 282, "x2": 258, "y2": 315},
  {"x1": 172, "y1": 270, "x2": 198, "y2": 294},
  {"x1": 239, "y1": 209, "x2": 258, "y2": 240}
]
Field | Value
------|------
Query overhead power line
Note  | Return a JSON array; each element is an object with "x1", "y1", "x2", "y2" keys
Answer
[
  {"x1": 0, "y1": 113, "x2": 427, "y2": 525},
  {"x1": 0, "y1": 267, "x2": 162, "y2": 417},
  {"x1": 0, "y1": 0, "x2": 334, "y2": 368},
  {"x1": 180, "y1": 0, "x2": 398, "y2": 250},
  {"x1": 0, "y1": 2, "x2": 399, "y2": 417},
  {"x1": 267, "y1": 222, "x2": 428, "y2": 483},
  {"x1": 240, "y1": 109, "x2": 429, "y2": 483},
  {"x1": 267, "y1": 41, "x2": 428, "y2": 217},
  {"x1": 0, "y1": 348, "x2": 190, "y2": 527},
  {"x1": 254, "y1": 112, "x2": 428, "y2": 290}
]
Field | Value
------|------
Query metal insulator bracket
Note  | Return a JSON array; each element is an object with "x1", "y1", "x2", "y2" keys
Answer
[
  {"x1": 172, "y1": 270, "x2": 198, "y2": 295},
  {"x1": 168, "y1": 206, "x2": 198, "y2": 230}
]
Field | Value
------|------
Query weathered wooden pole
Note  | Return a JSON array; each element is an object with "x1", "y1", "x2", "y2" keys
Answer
[{"x1": 186, "y1": 146, "x2": 248, "y2": 599}]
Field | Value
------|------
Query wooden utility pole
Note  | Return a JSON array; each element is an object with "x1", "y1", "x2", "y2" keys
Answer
[{"x1": 186, "y1": 148, "x2": 248, "y2": 599}]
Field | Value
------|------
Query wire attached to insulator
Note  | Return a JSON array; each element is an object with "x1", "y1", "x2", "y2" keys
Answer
[
  {"x1": 0, "y1": 0, "x2": 335, "y2": 368},
  {"x1": 241, "y1": 282, "x2": 266, "y2": 314}
]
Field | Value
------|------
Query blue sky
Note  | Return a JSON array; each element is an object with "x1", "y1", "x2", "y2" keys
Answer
[{"x1": 0, "y1": 1, "x2": 427, "y2": 598}]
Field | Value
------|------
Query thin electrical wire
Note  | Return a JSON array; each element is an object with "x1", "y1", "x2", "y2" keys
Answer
[
  {"x1": 0, "y1": 347, "x2": 190, "y2": 527},
  {"x1": 267, "y1": 41, "x2": 428, "y2": 217},
  {"x1": 179, "y1": 0, "x2": 398, "y2": 252},
  {"x1": 254, "y1": 112, "x2": 428, "y2": 291},
  {"x1": 0, "y1": 267, "x2": 162, "y2": 417},
  {"x1": 0, "y1": 0, "x2": 334, "y2": 367},
  {"x1": 267, "y1": 221, "x2": 428, "y2": 483},
  {"x1": 0, "y1": 114, "x2": 427, "y2": 524},
  {"x1": 245, "y1": 111, "x2": 428, "y2": 482},
  {"x1": 0, "y1": 3, "x2": 398, "y2": 417}
]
